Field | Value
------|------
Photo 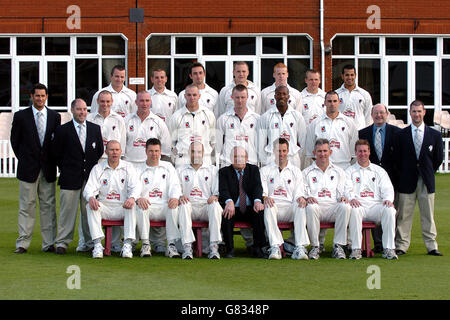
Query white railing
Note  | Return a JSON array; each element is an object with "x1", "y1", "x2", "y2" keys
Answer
[{"x1": 1, "y1": 138, "x2": 450, "y2": 177}]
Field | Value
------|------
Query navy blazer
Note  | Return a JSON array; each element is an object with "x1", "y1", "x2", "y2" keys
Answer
[
  {"x1": 10, "y1": 107, "x2": 61, "y2": 183},
  {"x1": 53, "y1": 120, "x2": 104, "y2": 190},
  {"x1": 394, "y1": 125, "x2": 443, "y2": 194},
  {"x1": 359, "y1": 123, "x2": 401, "y2": 189},
  {"x1": 218, "y1": 163, "x2": 263, "y2": 208}
]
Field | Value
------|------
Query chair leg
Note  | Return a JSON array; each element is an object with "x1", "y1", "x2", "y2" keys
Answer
[
  {"x1": 195, "y1": 227, "x2": 203, "y2": 257},
  {"x1": 104, "y1": 226, "x2": 112, "y2": 256},
  {"x1": 363, "y1": 227, "x2": 375, "y2": 258}
]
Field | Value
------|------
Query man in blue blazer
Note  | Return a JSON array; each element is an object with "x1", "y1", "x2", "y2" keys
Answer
[
  {"x1": 10, "y1": 83, "x2": 61, "y2": 253},
  {"x1": 53, "y1": 99, "x2": 104, "y2": 254},
  {"x1": 359, "y1": 103, "x2": 401, "y2": 252},
  {"x1": 394, "y1": 100, "x2": 444, "y2": 256}
]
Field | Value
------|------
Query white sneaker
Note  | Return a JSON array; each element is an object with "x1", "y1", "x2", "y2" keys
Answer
[
  {"x1": 268, "y1": 246, "x2": 282, "y2": 260},
  {"x1": 121, "y1": 243, "x2": 133, "y2": 258},
  {"x1": 291, "y1": 246, "x2": 309, "y2": 260},
  {"x1": 165, "y1": 243, "x2": 181, "y2": 258},
  {"x1": 349, "y1": 248, "x2": 362, "y2": 260},
  {"x1": 308, "y1": 246, "x2": 320, "y2": 260},
  {"x1": 140, "y1": 243, "x2": 152, "y2": 257},
  {"x1": 92, "y1": 243, "x2": 104, "y2": 259},
  {"x1": 332, "y1": 244, "x2": 346, "y2": 259},
  {"x1": 182, "y1": 243, "x2": 193, "y2": 260},
  {"x1": 382, "y1": 248, "x2": 398, "y2": 260},
  {"x1": 208, "y1": 243, "x2": 220, "y2": 259}
]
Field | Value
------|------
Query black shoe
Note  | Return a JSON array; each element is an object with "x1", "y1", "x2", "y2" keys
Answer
[
  {"x1": 224, "y1": 249, "x2": 234, "y2": 258},
  {"x1": 44, "y1": 245, "x2": 55, "y2": 253},
  {"x1": 252, "y1": 246, "x2": 265, "y2": 258},
  {"x1": 373, "y1": 245, "x2": 383, "y2": 254},
  {"x1": 14, "y1": 247, "x2": 27, "y2": 254},
  {"x1": 56, "y1": 247, "x2": 66, "y2": 255},
  {"x1": 395, "y1": 249, "x2": 406, "y2": 256},
  {"x1": 428, "y1": 249, "x2": 443, "y2": 256}
]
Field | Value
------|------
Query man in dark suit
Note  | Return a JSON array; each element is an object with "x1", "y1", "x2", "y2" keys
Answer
[
  {"x1": 359, "y1": 103, "x2": 401, "y2": 252},
  {"x1": 394, "y1": 100, "x2": 444, "y2": 256},
  {"x1": 219, "y1": 146, "x2": 267, "y2": 258},
  {"x1": 53, "y1": 98, "x2": 104, "y2": 254},
  {"x1": 10, "y1": 83, "x2": 61, "y2": 253}
]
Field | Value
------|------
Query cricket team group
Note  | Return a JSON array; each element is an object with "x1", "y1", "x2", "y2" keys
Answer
[{"x1": 10, "y1": 61, "x2": 444, "y2": 261}]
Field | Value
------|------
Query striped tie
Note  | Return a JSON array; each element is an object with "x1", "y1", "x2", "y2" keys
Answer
[
  {"x1": 36, "y1": 111, "x2": 45, "y2": 146},
  {"x1": 374, "y1": 127, "x2": 382, "y2": 161},
  {"x1": 414, "y1": 128, "x2": 422, "y2": 159},
  {"x1": 238, "y1": 170, "x2": 247, "y2": 213}
]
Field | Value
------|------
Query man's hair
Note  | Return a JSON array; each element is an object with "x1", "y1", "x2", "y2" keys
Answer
[
  {"x1": 275, "y1": 85, "x2": 289, "y2": 94},
  {"x1": 97, "y1": 90, "x2": 113, "y2": 100},
  {"x1": 189, "y1": 62, "x2": 205, "y2": 74},
  {"x1": 111, "y1": 65, "x2": 126, "y2": 75},
  {"x1": 71, "y1": 98, "x2": 86, "y2": 109},
  {"x1": 273, "y1": 137, "x2": 290, "y2": 151},
  {"x1": 31, "y1": 83, "x2": 48, "y2": 95},
  {"x1": 185, "y1": 83, "x2": 199, "y2": 92},
  {"x1": 273, "y1": 62, "x2": 288, "y2": 72},
  {"x1": 151, "y1": 68, "x2": 167, "y2": 77},
  {"x1": 106, "y1": 139, "x2": 121, "y2": 150},
  {"x1": 305, "y1": 69, "x2": 320, "y2": 78},
  {"x1": 410, "y1": 99, "x2": 425, "y2": 110},
  {"x1": 342, "y1": 64, "x2": 356, "y2": 74},
  {"x1": 355, "y1": 139, "x2": 371, "y2": 151},
  {"x1": 314, "y1": 138, "x2": 330, "y2": 149},
  {"x1": 372, "y1": 103, "x2": 388, "y2": 114},
  {"x1": 136, "y1": 90, "x2": 151, "y2": 100},
  {"x1": 232, "y1": 84, "x2": 248, "y2": 95},
  {"x1": 233, "y1": 61, "x2": 249, "y2": 71},
  {"x1": 324, "y1": 90, "x2": 339, "y2": 100},
  {"x1": 145, "y1": 138, "x2": 161, "y2": 149},
  {"x1": 189, "y1": 141, "x2": 204, "y2": 152}
]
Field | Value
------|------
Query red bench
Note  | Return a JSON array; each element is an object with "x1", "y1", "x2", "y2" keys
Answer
[{"x1": 101, "y1": 219, "x2": 376, "y2": 258}]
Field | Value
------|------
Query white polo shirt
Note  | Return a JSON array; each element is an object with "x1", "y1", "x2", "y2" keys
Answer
[
  {"x1": 300, "y1": 88, "x2": 326, "y2": 126},
  {"x1": 335, "y1": 84, "x2": 373, "y2": 130},
  {"x1": 90, "y1": 84, "x2": 137, "y2": 118},
  {"x1": 177, "y1": 163, "x2": 219, "y2": 205},
  {"x1": 148, "y1": 87, "x2": 178, "y2": 124},
  {"x1": 260, "y1": 83, "x2": 303, "y2": 114},
  {"x1": 124, "y1": 111, "x2": 172, "y2": 161},
  {"x1": 177, "y1": 83, "x2": 219, "y2": 114},
  {"x1": 216, "y1": 108, "x2": 260, "y2": 166},
  {"x1": 217, "y1": 80, "x2": 261, "y2": 118}
]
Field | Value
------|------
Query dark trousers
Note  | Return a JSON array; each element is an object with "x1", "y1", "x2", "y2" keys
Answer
[{"x1": 221, "y1": 206, "x2": 266, "y2": 252}]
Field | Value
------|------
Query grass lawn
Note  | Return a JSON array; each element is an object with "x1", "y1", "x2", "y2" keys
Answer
[{"x1": 0, "y1": 175, "x2": 449, "y2": 300}]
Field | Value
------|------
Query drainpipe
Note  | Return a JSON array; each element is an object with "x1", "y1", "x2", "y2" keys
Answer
[{"x1": 320, "y1": 0, "x2": 325, "y2": 90}]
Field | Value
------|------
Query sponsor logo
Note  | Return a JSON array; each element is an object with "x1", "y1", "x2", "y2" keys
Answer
[
  {"x1": 106, "y1": 190, "x2": 120, "y2": 200},
  {"x1": 318, "y1": 188, "x2": 331, "y2": 198}
]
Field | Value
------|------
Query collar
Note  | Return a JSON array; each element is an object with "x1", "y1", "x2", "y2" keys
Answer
[
  {"x1": 73, "y1": 119, "x2": 86, "y2": 128},
  {"x1": 32, "y1": 105, "x2": 47, "y2": 117},
  {"x1": 105, "y1": 159, "x2": 126, "y2": 171},
  {"x1": 302, "y1": 87, "x2": 325, "y2": 97},
  {"x1": 412, "y1": 122, "x2": 425, "y2": 132},
  {"x1": 149, "y1": 87, "x2": 168, "y2": 95}
]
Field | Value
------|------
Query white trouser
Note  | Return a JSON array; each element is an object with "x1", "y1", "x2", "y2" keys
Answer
[
  {"x1": 264, "y1": 201, "x2": 309, "y2": 248},
  {"x1": 306, "y1": 202, "x2": 351, "y2": 247},
  {"x1": 136, "y1": 203, "x2": 180, "y2": 244},
  {"x1": 86, "y1": 202, "x2": 136, "y2": 242},
  {"x1": 178, "y1": 201, "x2": 222, "y2": 245},
  {"x1": 349, "y1": 204, "x2": 396, "y2": 250}
]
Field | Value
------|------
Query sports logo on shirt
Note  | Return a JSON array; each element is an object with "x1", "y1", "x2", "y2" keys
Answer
[
  {"x1": 342, "y1": 127, "x2": 345, "y2": 131},
  {"x1": 329, "y1": 139, "x2": 341, "y2": 149},
  {"x1": 150, "y1": 126, "x2": 154, "y2": 131},
  {"x1": 205, "y1": 176, "x2": 209, "y2": 181},
  {"x1": 343, "y1": 110, "x2": 355, "y2": 119},
  {"x1": 274, "y1": 186, "x2": 287, "y2": 197},
  {"x1": 144, "y1": 178, "x2": 149, "y2": 184},
  {"x1": 312, "y1": 177, "x2": 317, "y2": 183},
  {"x1": 112, "y1": 126, "x2": 116, "y2": 131},
  {"x1": 129, "y1": 125, "x2": 134, "y2": 132},
  {"x1": 185, "y1": 122, "x2": 190, "y2": 128},
  {"x1": 184, "y1": 175, "x2": 189, "y2": 182},
  {"x1": 207, "y1": 99, "x2": 210, "y2": 104},
  {"x1": 356, "y1": 177, "x2": 361, "y2": 183},
  {"x1": 202, "y1": 120, "x2": 206, "y2": 125},
  {"x1": 280, "y1": 132, "x2": 291, "y2": 141},
  {"x1": 359, "y1": 99, "x2": 363, "y2": 104},
  {"x1": 318, "y1": 188, "x2": 331, "y2": 198},
  {"x1": 251, "y1": 95, "x2": 255, "y2": 100},
  {"x1": 106, "y1": 190, "x2": 120, "y2": 200},
  {"x1": 190, "y1": 187, "x2": 203, "y2": 197},
  {"x1": 270, "y1": 178, "x2": 274, "y2": 184},
  {"x1": 274, "y1": 123, "x2": 279, "y2": 129},
  {"x1": 149, "y1": 189, "x2": 163, "y2": 198},
  {"x1": 270, "y1": 99, "x2": 275, "y2": 105},
  {"x1": 162, "y1": 174, "x2": 166, "y2": 179},
  {"x1": 339, "y1": 98, "x2": 343, "y2": 104},
  {"x1": 290, "y1": 122, "x2": 294, "y2": 127},
  {"x1": 330, "y1": 176, "x2": 334, "y2": 180},
  {"x1": 121, "y1": 178, "x2": 124, "y2": 184},
  {"x1": 304, "y1": 104, "x2": 309, "y2": 110},
  {"x1": 287, "y1": 179, "x2": 291, "y2": 184},
  {"x1": 360, "y1": 189, "x2": 374, "y2": 198},
  {"x1": 125, "y1": 100, "x2": 129, "y2": 105},
  {"x1": 250, "y1": 123, "x2": 254, "y2": 128},
  {"x1": 133, "y1": 138, "x2": 146, "y2": 147},
  {"x1": 321, "y1": 126, "x2": 326, "y2": 133},
  {"x1": 230, "y1": 123, "x2": 235, "y2": 129},
  {"x1": 372, "y1": 177, "x2": 376, "y2": 182},
  {"x1": 102, "y1": 179, "x2": 108, "y2": 186}
]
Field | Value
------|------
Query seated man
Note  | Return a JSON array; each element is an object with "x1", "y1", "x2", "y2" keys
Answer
[
  {"x1": 303, "y1": 138, "x2": 352, "y2": 259},
  {"x1": 135, "y1": 138, "x2": 183, "y2": 258},
  {"x1": 346, "y1": 139, "x2": 398, "y2": 260},
  {"x1": 177, "y1": 141, "x2": 223, "y2": 259},
  {"x1": 219, "y1": 146, "x2": 267, "y2": 258},
  {"x1": 261, "y1": 138, "x2": 309, "y2": 260},
  {"x1": 83, "y1": 140, "x2": 140, "y2": 259}
]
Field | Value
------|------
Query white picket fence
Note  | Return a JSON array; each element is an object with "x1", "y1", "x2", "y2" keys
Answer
[{"x1": 1, "y1": 138, "x2": 449, "y2": 177}]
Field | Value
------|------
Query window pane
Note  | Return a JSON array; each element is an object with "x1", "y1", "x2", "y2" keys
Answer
[
  {"x1": 102, "y1": 36, "x2": 125, "y2": 55},
  {"x1": 358, "y1": 59, "x2": 380, "y2": 104},
  {"x1": 148, "y1": 59, "x2": 171, "y2": 90},
  {"x1": 205, "y1": 61, "x2": 225, "y2": 93},
  {"x1": 175, "y1": 58, "x2": 197, "y2": 94},
  {"x1": 287, "y1": 58, "x2": 309, "y2": 91},
  {"x1": 415, "y1": 61, "x2": 434, "y2": 105},
  {"x1": 148, "y1": 36, "x2": 171, "y2": 55},
  {"x1": 175, "y1": 37, "x2": 196, "y2": 54},
  {"x1": 386, "y1": 38, "x2": 409, "y2": 55},
  {"x1": 359, "y1": 38, "x2": 379, "y2": 54},
  {"x1": 203, "y1": 37, "x2": 227, "y2": 55},
  {"x1": 0, "y1": 38, "x2": 10, "y2": 54},
  {"x1": 389, "y1": 109, "x2": 407, "y2": 123},
  {"x1": 76, "y1": 59, "x2": 98, "y2": 107},
  {"x1": 47, "y1": 62, "x2": 67, "y2": 107},
  {"x1": 231, "y1": 37, "x2": 255, "y2": 55},
  {"x1": 17, "y1": 37, "x2": 41, "y2": 55},
  {"x1": 263, "y1": 37, "x2": 283, "y2": 54},
  {"x1": 19, "y1": 62, "x2": 39, "y2": 106},
  {"x1": 77, "y1": 37, "x2": 97, "y2": 54},
  {"x1": 332, "y1": 36, "x2": 354, "y2": 55},
  {"x1": 102, "y1": 58, "x2": 126, "y2": 87},
  {"x1": 388, "y1": 61, "x2": 408, "y2": 106},
  {"x1": 287, "y1": 36, "x2": 310, "y2": 55},
  {"x1": 332, "y1": 58, "x2": 355, "y2": 90},
  {"x1": 0, "y1": 59, "x2": 11, "y2": 106},
  {"x1": 413, "y1": 38, "x2": 436, "y2": 56},
  {"x1": 443, "y1": 59, "x2": 450, "y2": 105},
  {"x1": 45, "y1": 37, "x2": 70, "y2": 55},
  {"x1": 261, "y1": 58, "x2": 283, "y2": 89},
  {"x1": 444, "y1": 39, "x2": 450, "y2": 55}
]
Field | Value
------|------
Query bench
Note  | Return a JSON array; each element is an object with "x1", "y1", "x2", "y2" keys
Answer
[{"x1": 101, "y1": 219, "x2": 376, "y2": 258}]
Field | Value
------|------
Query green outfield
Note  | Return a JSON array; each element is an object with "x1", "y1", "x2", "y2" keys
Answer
[{"x1": 0, "y1": 175, "x2": 449, "y2": 300}]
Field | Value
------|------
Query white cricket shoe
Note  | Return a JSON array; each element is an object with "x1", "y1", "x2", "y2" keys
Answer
[
  {"x1": 182, "y1": 243, "x2": 193, "y2": 260},
  {"x1": 332, "y1": 244, "x2": 346, "y2": 259},
  {"x1": 349, "y1": 248, "x2": 362, "y2": 260},
  {"x1": 140, "y1": 243, "x2": 152, "y2": 257},
  {"x1": 208, "y1": 243, "x2": 220, "y2": 259},
  {"x1": 268, "y1": 246, "x2": 282, "y2": 260},
  {"x1": 121, "y1": 243, "x2": 133, "y2": 258},
  {"x1": 165, "y1": 243, "x2": 181, "y2": 258},
  {"x1": 382, "y1": 248, "x2": 398, "y2": 260},
  {"x1": 92, "y1": 243, "x2": 104, "y2": 259},
  {"x1": 308, "y1": 246, "x2": 320, "y2": 260},
  {"x1": 291, "y1": 246, "x2": 309, "y2": 260}
]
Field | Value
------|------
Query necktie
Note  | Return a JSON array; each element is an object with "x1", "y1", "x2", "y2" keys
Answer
[
  {"x1": 374, "y1": 127, "x2": 382, "y2": 161},
  {"x1": 414, "y1": 128, "x2": 422, "y2": 159},
  {"x1": 36, "y1": 111, "x2": 45, "y2": 146},
  {"x1": 78, "y1": 123, "x2": 86, "y2": 151},
  {"x1": 238, "y1": 170, "x2": 247, "y2": 213}
]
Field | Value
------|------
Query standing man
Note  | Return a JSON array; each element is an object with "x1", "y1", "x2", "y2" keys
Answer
[
  {"x1": 257, "y1": 85, "x2": 307, "y2": 168},
  {"x1": 335, "y1": 64, "x2": 373, "y2": 130},
  {"x1": 90, "y1": 65, "x2": 137, "y2": 117},
  {"x1": 53, "y1": 99, "x2": 104, "y2": 254},
  {"x1": 169, "y1": 84, "x2": 216, "y2": 167},
  {"x1": 359, "y1": 103, "x2": 401, "y2": 252},
  {"x1": 301, "y1": 69, "x2": 326, "y2": 126},
  {"x1": 346, "y1": 139, "x2": 398, "y2": 260},
  {"x1": 177, "y1": 62, "x2": 218, "y2": 114},
  {"x1": 219, "y1": 146, "x2": 267, "y2": 258},
  {"x1": 260, "y1": 63, "x2": 303, "y2": 114},
  {"x1": 177, "y1": 141, "x2": 223, "y2": 259},
  {"x1": 394, "y1": 100, "x2": 444, "y2": 256},
  {"x1": 148, "y1": 68, "x2": 178, "y2": 125},
  {"x1": 261, "y1": 138, "x2": 309, "y2": 260},
  {"x1": 216, "y1": 84, "x2": 260, "y2": 167},
  {"x1": 11, "y1": 83, "x2": 61, "y2": 253},
  {"x1": 217, "y1": 61, "x2": 261, "y2": 117}
]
